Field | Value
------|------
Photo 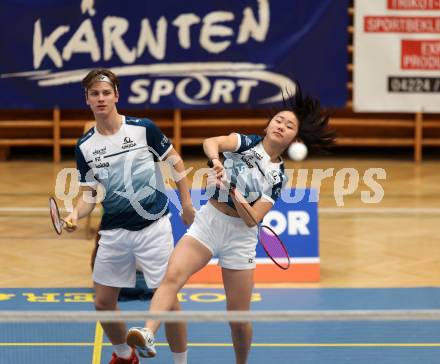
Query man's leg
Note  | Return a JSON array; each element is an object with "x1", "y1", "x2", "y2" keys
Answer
[{"x1": 94, "y1": 282, "x2": 134, "y2": 361}]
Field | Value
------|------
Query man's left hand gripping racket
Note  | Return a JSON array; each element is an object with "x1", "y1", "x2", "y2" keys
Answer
[
  {"x1": 207, "y1": 160, "x2": 291, "y2": 270},
  {"x1": 48, "y1": 197, "x2": 75, "y2": 235}
]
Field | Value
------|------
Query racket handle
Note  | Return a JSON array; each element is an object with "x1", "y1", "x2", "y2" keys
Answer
[
  {"x1": 207, "y1": 158, "x2": 222, "y2": 168},
  {"x1": 64, "y1": 220, "x2": 74, "y2": 228},
  {"x1": 207, "y1": 160, "x2": 237, "y2": 191},
  {"x1": 206, "y1": 160, "x2": 257, "y2": 226}
]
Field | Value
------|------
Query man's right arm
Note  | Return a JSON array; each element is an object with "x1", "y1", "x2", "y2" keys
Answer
[{"x1": 64, "y1": 185, "x2": 97, "y2": 232}]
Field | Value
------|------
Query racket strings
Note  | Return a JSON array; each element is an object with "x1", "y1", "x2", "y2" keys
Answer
[{"x1": 259, "y1": 226, "x2": 290, "y2": 269}]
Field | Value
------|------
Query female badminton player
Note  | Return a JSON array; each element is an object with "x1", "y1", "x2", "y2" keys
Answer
[{"x1": 127, "y1": 81, "x2": 336, "y2": 364}]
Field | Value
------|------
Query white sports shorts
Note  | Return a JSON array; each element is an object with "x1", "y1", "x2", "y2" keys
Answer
[
  {"x1": 186, "y1": 201, "x2": 258, "y2": 270},
  {"x1": 93, "y1": 216, "x2": 174, "y2": 289}
]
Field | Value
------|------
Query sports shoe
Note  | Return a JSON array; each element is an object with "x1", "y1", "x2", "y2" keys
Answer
[
  {"x1": 108, "y1": 348, "x2": 139, "y2": 364},
  {"x1": 127, "y1": 327, "x2": 157, "y2": 358}
]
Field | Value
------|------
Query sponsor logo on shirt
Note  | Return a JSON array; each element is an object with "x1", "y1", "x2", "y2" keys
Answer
[
  {"x1": 249, "y1": 147, "x2": 263, "y2": 160},
  {"x1": 95, "y1": 161, "x2": 110, "y2": 168},
  {"x1": 241, "y1": 155, "x2": 254, "y2": 168},
  {"x1": 273, "y1": 187, "x2": 281, "y2": 198},
  {"x1": 122, "y1": 136, "x2": 137, "y2": 149},
  {"x1": 92, "y1": 146, "x2": 106, "y2": 156},
  {"x1": 160, "y1": 135, "x2": 169, "y2": 147}
]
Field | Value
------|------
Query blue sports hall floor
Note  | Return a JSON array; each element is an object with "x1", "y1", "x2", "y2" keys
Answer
[{"x1": 0, "y1": 287, "x2": 439, "y2": 363}]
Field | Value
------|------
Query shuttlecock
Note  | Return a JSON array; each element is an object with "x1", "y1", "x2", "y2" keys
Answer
[{"x1": 287, "y1": 142, "x2": 308, "y2": 161}]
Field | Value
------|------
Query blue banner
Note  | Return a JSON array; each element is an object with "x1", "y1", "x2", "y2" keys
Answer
[
  {"x1": 0, "y1": 0, "x2": 348, "y2": 109},
  {"x1": 168, "y1": 189, "x2": 318, "y2": 259}
]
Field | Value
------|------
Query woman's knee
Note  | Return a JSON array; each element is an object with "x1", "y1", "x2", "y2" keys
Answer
[{"x1": 162, "y1": 267, "x2": 188, "y2": 289}]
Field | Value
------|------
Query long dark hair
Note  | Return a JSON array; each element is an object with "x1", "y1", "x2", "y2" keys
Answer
[{"x1": 272, "y1": 81, "x2": 336, "y2": 153}]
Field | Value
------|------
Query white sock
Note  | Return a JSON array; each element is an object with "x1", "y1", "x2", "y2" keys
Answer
[
  {"x1": 113, "y1": 343, "x2": 132, "y2": 359},
  {"x1": 172, "y1": 350, "x2": 188, "y2": 364}
]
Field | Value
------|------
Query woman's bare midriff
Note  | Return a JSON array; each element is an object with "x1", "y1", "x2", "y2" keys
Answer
[{"x1": 209, "y1": 198, "x2": 240, "y2": 218}]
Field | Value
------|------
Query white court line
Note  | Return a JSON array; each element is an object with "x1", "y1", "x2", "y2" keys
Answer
[{"x1": 1, "y1": 207, "x2": 439, "y2": 214}]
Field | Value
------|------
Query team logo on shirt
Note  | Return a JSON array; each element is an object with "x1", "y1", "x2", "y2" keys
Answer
[
  {"x1": 122, "y1": 136, "x2": 136, "y2": 149},
  {"x1": 268, "y1": 170, "x2": 281, "y2": 184}
]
